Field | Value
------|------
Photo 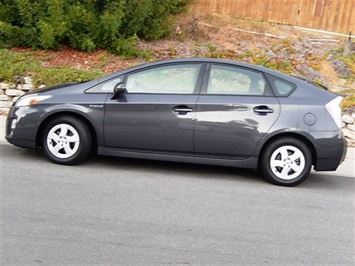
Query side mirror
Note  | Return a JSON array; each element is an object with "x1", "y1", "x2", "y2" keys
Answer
[{"x1": 111, "y1": 83, "x2": 127, "y2": 100}]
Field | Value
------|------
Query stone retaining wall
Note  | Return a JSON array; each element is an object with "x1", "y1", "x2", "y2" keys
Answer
[
  {"x1": 1, "y1": 77, "x2": 355, "y2": 146},
  {"x1": 0, "y1": 76, "x2": 34, "y2": 114},
  {"x1": 342, "y1": 113, "x2": 355, "y2": 146}
]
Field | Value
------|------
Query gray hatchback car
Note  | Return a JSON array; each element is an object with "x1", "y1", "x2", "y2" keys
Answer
[{"x1": 6, "y1": 58, "x2": 347, "y2": 186}]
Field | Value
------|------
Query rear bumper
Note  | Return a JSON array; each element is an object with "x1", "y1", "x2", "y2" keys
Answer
[{"x1": 313, "y1": 131, "x2": 347, "y2": 171}]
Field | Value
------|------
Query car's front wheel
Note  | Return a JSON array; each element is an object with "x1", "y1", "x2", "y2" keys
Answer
[
  {"x1": 261, "y1": 138, "x2": 312, "y2": 186},
  {"x1": 42, "y1": 116, "x2": 92, "y2": 165}
]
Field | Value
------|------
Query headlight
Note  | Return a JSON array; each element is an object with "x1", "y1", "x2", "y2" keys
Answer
[{"x1": 15, "y1": 94, "x2": 52, "y2": 107}]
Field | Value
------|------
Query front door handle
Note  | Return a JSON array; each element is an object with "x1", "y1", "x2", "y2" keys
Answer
[
  {"x1": 253, "y1": 105, "x2": 274, "y2": 115},
  {"x1": 173, "y1": 105, "x2": 194, "y2": 115}
]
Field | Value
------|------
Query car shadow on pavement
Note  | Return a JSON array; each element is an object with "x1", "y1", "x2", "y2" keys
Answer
[
  {"x1": 2, "y1": 143, "x2": 353, "y2": 190},
  {"x1": 303, "y1": 172, "x2": 355, "y2": 191},
  {"x1": 86, "y1": 153, "x2": 264, "y2": 184}
]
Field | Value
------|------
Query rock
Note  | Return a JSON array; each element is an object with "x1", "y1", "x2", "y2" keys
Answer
[
  {"x1": 345, "y1": 138, "x2": 355, "y2": 147},
  {"x1": 342, "y1": 114, "x2": 355, "y2": 124},
  {"x1": 22, "y1": 83, "x2": 33, "y2": 91},
  {"x1": 294, "y1": 64, "x2": 329, "y2": 86},
  {"x1": 5, "y1": 89, "x2": 25, "y2": 97},
  {"x1": 342, "y1": 128, "x2": 355, "y2": 140},
  {"x1": 0, "y1": 107, "x2": 9, "y2": 114},
  {"x1": 348, "y1": 41, "x2": 355, "y2": 51},
  {"x1": 329, "y1": 58, "x2": 352, "y2": 77},
  {"x1": 0, "y1": 101, "x2": 13, "y2": 108},
  {"x1": 0, "y1": 83, "x2": 9, "y2": 89},
  {"x1": 0, "y1": 95, "x2": 10, "y2": 101},
  {"x1": 23, "y1": 76, "x2": 33, "y2": 84},
  {"x1": 348, "y1": 124, "x2": 355, "y2": 132},
  {"x1": 12, "y1": 96, "x2": 20, "y2": 103}
]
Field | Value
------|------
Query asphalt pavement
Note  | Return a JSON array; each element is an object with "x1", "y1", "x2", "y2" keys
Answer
[{"x1": 1, "y1": 114, "x2": 354, "y2": 264}]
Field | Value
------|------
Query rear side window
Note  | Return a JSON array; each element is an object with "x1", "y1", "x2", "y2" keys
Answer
[
  {"x1": 206, "y1": 64, "x2": 268, "y2": 96},
  {"x1": 266, "y1": 74, "x2": 296, "y2": 96}
]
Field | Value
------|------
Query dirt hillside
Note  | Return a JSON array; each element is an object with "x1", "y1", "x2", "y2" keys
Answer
[{"x1": 12, "y1": 12, "x2": 355, "y2": 94}]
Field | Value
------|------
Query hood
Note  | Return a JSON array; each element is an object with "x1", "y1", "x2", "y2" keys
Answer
[{"x1": 35, "y1": 82, "x2": 79, "y2": 94}]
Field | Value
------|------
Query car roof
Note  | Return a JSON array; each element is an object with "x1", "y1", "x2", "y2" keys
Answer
[{"x1": 100, "y1": 58, "x2": 313, "y2": 89}]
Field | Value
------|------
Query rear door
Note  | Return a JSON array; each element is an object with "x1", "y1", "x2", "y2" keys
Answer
[
  {"x1": 194, "y1": 63, "x2": 280, "y2": 159},
  {"x1": 104, "y1": 63, "x2": 204, "y2": 155}
]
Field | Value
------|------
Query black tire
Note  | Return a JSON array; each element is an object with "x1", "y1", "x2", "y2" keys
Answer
[
  {"x1": 42, "y1": 116, "x2": 92, "y2": 165},
  {"x1": 260, "y1": 138, "x2": 312, "y2": 186}
]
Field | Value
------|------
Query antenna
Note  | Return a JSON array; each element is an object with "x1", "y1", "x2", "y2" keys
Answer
[{"x1": 263, "y1": 57, "x2": 275, "y2": 67}]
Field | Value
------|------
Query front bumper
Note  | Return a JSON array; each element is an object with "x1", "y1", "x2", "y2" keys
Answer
[{"x1": 6, "y1": 106, "x2": 43, "y2": 149}]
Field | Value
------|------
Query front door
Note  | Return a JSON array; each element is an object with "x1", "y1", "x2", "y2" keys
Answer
[{"x1": 104, "y1": 63, "x2": 203, "y2": 155}]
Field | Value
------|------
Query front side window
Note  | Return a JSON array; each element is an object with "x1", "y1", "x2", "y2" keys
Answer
[
  {"x1": 207, "y1": 64, "x2": 267, "y2": 96},
  {"x1": 125, "y1": 64, "x2": 201, "y2": 94}
]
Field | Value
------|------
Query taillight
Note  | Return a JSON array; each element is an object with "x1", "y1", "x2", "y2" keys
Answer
[{"x1": 325, "y1": 96, "x2": 343, "y2": 128}]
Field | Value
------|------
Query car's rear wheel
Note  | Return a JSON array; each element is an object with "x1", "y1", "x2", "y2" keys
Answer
[
  {"x1": 261, "y1": 138, "x2": 312, "y2": 186},
  {"x1": 42, "y1": 116, "x2": 92, "y2": 165}
]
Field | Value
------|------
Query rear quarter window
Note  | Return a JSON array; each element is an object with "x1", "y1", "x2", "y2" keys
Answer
[{"x1": 266, "y1": 74, "x2": 296, "y2": 97}]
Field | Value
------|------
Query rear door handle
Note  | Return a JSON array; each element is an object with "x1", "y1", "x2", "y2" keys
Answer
[
  {"x1": 173, "y1": 105, "x2": 194, "y2": 115},
  {"x1": 253, "y1": 106, "x2": 274, "y2": 115}
]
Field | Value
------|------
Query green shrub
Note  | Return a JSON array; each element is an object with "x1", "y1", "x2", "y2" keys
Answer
[{"x1": 0, "y1": 0, "x2": 191, "y2": 56}]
